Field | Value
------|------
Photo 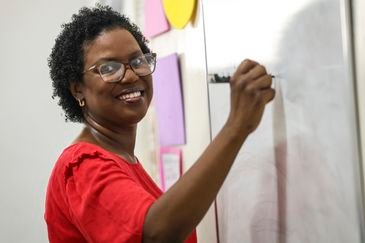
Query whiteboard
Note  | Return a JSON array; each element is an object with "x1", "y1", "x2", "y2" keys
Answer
[{"x1": 204, "y1": 0, "x2": 364, "y2": 242}]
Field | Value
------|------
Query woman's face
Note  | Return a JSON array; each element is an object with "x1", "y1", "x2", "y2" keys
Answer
[{"x1": 81, "y1": 28, "x2": 153, "y2": 129}]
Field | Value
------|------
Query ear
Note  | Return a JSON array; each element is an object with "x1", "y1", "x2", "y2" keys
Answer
[{"x1": 69, "y1": 82, "x2": 84, "y2": 101}]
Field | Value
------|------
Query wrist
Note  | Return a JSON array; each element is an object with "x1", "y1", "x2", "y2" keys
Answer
[{"x1": 221, "y1": 121, "x2": 250, "y2": 145}]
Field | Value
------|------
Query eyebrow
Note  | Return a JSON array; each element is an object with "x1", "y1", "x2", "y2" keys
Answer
[{"x1": 93, "y1": 50, "x2": 144, "y2": 65}]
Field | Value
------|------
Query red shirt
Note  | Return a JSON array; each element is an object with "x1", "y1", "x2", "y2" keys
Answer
[{"x1": 45, "y1": 142, "x2": 197, "y2": 243}]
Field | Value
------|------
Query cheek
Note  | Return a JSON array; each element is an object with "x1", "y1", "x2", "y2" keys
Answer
[
  {"x1": 146, "y1": 84, "x2": 153, "y2": 105},
  {"x1": 146, "y1": 77, "x2": 153, "y2": 95},
  {"x1": 84, "y1": 82, "x2": 113, "y2": 107},
  {"x1": 84, "y1": 78, "x2": 108, "y2": 96},
  {"x1": 149, "y1": 82, "x2": 153, "y2": 99}
]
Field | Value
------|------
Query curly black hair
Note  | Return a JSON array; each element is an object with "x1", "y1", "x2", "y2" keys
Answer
[{"x1": 49, "y1": 5, "x2": 151, "y2": 123}]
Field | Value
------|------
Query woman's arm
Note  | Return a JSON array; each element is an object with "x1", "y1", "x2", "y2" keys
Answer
[{"x1": 143, "y1": 59, "x2": 275, "y2": 242}]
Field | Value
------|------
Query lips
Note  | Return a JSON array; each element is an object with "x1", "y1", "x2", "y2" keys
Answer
[
  {"x1": 116, "y1": 88, "x2": 144, "y2": 102},
  {"x1": 118, "y1": 91, "x2": 141, "y2": 100}
]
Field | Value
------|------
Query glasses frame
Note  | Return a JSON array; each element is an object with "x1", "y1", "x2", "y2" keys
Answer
[{"x1": 83, "y1": 52, "x2": 157, "y2": 83}]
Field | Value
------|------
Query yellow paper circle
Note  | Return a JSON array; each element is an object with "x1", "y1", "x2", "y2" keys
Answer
[{"x1": 162, "y1": 0, "x2": 197, "y2": 29}]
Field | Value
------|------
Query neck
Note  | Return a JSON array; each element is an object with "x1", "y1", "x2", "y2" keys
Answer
[{"x1": 76, "y1": 116, "x2": 138, "y2": 163}]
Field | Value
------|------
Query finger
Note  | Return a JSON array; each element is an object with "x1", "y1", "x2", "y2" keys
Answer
[
  {"x1": 244, "y1": 64, "x2": 267, "y2": 80},
  {"x1": 233, "y1": 59, "x2": 258, "y2": 78},
  {"x1": 233, "y1": 69, "x2": 271, "y2": 92},
  {"x1": 247, "y1": 74, "x2": 272, "y2": 90},
  {"x1": 260, "y1": 88, "x2": 276, "y2": 103}
]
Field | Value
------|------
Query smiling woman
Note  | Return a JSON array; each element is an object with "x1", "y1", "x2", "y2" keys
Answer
[
  {"x1": 73, "y1": 29, "x2": 154, "y2": 128},
  {"x1": 45, "y1": 4, "x2": 274, "y2": 243}
]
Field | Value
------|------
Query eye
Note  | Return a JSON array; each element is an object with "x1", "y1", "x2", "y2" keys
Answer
[
  {"x1": 98, "y1": 61, "x2": 121, "y2": 75},
  {"x1": 131, "y1": 56, "x2": 148, "y2": 67}
]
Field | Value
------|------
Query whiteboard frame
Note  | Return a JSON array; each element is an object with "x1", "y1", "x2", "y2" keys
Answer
[
  {"x1": 339, "y1": 0, "x2": 365, "y2": 240},
  {"x1": 350, "y1": 0, "x2": 365, "y2": 239}
]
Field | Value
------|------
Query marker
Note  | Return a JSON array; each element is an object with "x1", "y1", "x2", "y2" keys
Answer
[
  {"x1": 210, "y1": 73, "x2": 231, "y2": 83},
  {"x1": 211, "y1": 73, "x2": 276, "y2": 83}
]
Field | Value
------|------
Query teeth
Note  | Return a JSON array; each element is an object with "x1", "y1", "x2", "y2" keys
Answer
[{"x1": 120, "y1": 91, "x2": 141, "y2": 100}]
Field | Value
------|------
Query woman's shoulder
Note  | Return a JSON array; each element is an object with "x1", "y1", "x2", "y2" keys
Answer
[
  {"x1": 58, "y1": 141, "x2": 118, "y2": 166},
  {"x1": 48, "y1": 142, "x2": 128, "y2": 185}
]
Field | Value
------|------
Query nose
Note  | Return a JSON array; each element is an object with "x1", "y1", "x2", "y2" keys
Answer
[{"x1": 121, "y1": 65, "x2": 139, "y2": 84}]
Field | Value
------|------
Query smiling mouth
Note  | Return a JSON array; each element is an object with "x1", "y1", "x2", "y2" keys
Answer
[{"x1": 117, "y1": 90, "x2": 144, "y2": 103}]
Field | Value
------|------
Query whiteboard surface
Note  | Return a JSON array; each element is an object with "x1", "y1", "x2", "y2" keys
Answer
[{"x1": 204, "y1": 0, "x2": 364, "y2": 242}]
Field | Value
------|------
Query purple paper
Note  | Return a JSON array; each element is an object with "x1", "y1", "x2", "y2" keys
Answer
[
  {"x1": 152, "y1": 53, "x2": 186, "y2": 146},
  {"x1": 144, "y1": 0, "x2": 170, "y2": 38}
]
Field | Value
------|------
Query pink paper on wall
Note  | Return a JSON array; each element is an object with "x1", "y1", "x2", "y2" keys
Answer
[
  {"x1": 159, "y1": 147, "x2": 182, "y2": 192},
  {"x1": 152, "y1": 53, "x2": 186, "y2": 146},
  {"x1": 144, "y1": 0, "x2": 170, "y2": 38}
]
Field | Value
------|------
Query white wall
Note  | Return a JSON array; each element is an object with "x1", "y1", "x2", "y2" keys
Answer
[{"x1": 0, "y1": 0, "x2": 89, "y2": 242}]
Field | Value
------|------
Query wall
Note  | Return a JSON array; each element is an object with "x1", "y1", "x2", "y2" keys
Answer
[{"x1": 0, "y1": 0, "x2": 88, "y2": 242}]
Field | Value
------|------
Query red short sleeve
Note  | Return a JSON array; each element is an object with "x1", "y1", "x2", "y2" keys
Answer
[
  {"x1": 65, "y1": 155, "x2": 155, "y2": 242},
  {"x1": 45, "y1": 143, "x2": 197, "y2": 243}
]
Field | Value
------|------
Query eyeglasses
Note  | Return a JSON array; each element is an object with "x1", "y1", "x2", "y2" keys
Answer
[{"x1": 84, "y1": 53, "x2": 157, "y2": 83}]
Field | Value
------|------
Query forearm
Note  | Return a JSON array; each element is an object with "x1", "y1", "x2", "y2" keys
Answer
[
  {"x1": 143, "y1": 59, "x2": 274, "y2": 242},
  {"x1": 143, "y1": 123, "x2": 248, "y2": 242}
]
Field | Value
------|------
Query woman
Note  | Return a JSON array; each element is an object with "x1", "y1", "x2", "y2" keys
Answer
[{"x1": 45, "y1": 5, "x2": 275, "y2": 243}]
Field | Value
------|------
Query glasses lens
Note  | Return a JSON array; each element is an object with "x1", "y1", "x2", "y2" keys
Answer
[
  {"x1": 98, "y1": 61, "x2": 124, "y2": 82},
  {"x1": 130, "y1": 53, "x2": 156, "y2": 76}
]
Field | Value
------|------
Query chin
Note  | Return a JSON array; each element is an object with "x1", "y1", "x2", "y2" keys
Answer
[{"x1": 123, "y1": 110, "x2": 149, "y2": 125}]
